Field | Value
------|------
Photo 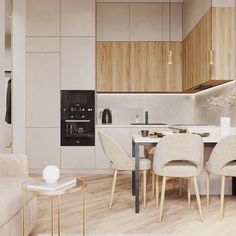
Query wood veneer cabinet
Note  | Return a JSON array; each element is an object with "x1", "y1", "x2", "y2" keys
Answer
[
  {"x1": 212, "y1": 7, "x2": 235, "y2": 81},
  {"x1": 182, "y1": 9, "x2": 212, "y2": 90},
  {"x1": 96, "y1": 42, "x2": 130, "y2": 92},
  {"x1": 96, "y1": 41, "x2": 182, "y2": 92},
  {"x1": 183, "y1": 7, "x2": 235, "y2": 90}
]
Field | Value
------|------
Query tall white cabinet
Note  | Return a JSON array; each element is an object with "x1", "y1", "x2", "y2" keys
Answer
[{"x1": 26, "y1": 0, "x2": 96, "y2": 170}]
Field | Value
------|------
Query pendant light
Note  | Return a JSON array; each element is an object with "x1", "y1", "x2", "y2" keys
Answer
[{"x1": 168, "y1": 0, "x2": 173, "y2": 65}]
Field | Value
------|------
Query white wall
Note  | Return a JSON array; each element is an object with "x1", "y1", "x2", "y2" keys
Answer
[{"x1": 182, "y1": 0, "x2": 211, "y2": 39}]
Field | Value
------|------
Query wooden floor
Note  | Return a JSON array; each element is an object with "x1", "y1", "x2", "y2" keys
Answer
[{"x1": 30, "y1": 174, "x2": 236, "y2": 236}]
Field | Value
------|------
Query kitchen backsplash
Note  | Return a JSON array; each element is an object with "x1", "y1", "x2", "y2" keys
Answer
[{"x1": 97, "y1": 81, "x2": 236, "y2": 126}]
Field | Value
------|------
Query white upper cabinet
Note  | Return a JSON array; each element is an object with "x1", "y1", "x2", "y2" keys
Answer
[
  {"x1": 61, "y1": 0, "x2": 95, "y2": 36},
  {"x1": 26, "y1": 0, "x2": 60, "y2": 36},
  {"x1": 97, "y1": 3, "x2": 130, "y2": 41},
  {"x1": 26, "y1": 53, "x2": 60, "y2": 127},
  {"x1": 163, "y1": 3, "x2": 182, "y2": 41},
  {"x1": 61, "y1": 37, "x2": 95, "y2": 90},
  {"x1": 130, "y1": 3, "x2": 162, "y2": 41}
]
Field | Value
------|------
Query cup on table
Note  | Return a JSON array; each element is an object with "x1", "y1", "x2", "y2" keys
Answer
[{"x1": 139, "y1": 130, "x2": 149, "y2": 137}]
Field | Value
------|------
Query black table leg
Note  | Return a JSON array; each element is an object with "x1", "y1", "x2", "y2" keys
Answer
[
  {"x1": 132, "y1": 140, "x2": 135, "y2": 196},
  {"x1": 132, "y1": 171, "x2": 135, "y2": 196},
  {"x1": 134, "y1": 142, "x2": 140, "y2": 213}
]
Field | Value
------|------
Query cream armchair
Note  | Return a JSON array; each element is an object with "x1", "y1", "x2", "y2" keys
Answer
[
  {"x1": 206, "y1": 136, "x2": 236, "y2": 220},
  {"x1": 0, "y1": 154, "x2": 37, "y2": 236}
]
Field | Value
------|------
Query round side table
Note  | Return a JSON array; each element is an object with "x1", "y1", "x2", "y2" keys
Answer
[{"x1": 22, "y1": 178, "x2": 86, "y2": 236}]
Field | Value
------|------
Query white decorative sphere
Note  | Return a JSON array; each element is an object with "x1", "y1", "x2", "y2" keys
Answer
[{"x1": 42, "y1": 165, "x2": 60, "y2": 183}]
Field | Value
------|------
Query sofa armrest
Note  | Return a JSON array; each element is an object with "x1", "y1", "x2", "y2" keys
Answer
[{"x1": 0, "y1": 154, "x2": 28, "y2": 177}]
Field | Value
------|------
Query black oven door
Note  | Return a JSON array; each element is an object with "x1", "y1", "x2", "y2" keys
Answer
[{"x1": 61, "y1": 120, "x2": 95, "y2": 146}]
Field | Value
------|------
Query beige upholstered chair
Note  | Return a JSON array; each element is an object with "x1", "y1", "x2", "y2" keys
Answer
[
  {"x1": 99, "y1": 131, "x2": 151, "y2": 208},
  {"x1": 206, "y1": 136, "x2": 236, "y2": 220},
  {"x1": 153, "y1": 134, "x2": 204, "y2": 222}
]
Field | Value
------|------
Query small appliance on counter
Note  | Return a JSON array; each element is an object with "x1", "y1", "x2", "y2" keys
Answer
[
  {"x1": 101, "y1": 109, "x2": 112, "y2": 124},
  {"x1": 61, "y1": 90, "x2": 95, "y2": 146}
]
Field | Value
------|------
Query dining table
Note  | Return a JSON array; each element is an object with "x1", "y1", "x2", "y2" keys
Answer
[{"x1": 131, "y1": 132, "x2": 221, "y2": 213}]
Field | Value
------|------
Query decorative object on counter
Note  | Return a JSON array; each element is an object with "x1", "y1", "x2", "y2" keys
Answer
[
  {"x1": 135, "y1": 114, "x2": 139, "y2": 123},
  {"x1": 169, "y1": 127, "x2": 188, "y2": 133},
  {"x1": 139, "y1": 130, "x2": 149, "y2": 137},
  {"x1": 43, "y1": 165, "x2": 60, "y2": 184},
  {"x1": 207, "y1": 91, "x2": 236, "y2": 137}
]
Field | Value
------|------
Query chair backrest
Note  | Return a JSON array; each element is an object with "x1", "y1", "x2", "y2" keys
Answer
[
  {"x1": 207, "y1": 136, "x2": 236, "y2": 174},
  {"x1": 153, "y1": 134, "x2": 204, "y2": 175},
  {"x1": 98, "y1": 131, "x2": 133, "y2": 170}
]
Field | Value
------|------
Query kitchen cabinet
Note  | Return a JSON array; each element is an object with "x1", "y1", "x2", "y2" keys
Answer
[
  {"x1": 26, "y1": 37, "x2": 60, "y2": 53},
  {"x1": 97, "y1": 3, "x2": 129, "y2": 41},
  {"x1": 95, "y1": 127, "x2": 131, "y2": 169},
  {"x1": 26, "y1": 53, "x2": 60, "y2": 127},
  {"x1": 130, "y1": 3, "x2": 162, "y2": 41},
  {"x1": 26, "y1": 0, "x2": 60, "y2": 36},
  {"x1": 163, "y1": 42, "x2": 182, "y2": 92},
  {"x1": 97, "y1": 42, "x2": 130, "y2": 92},
  {"x1": 130, "y1": 42, "x2": 163, "y2": 92},
  {"x1": 61, "y1": 147, "x2": 95, "y2": 169},
  {"x1": 182, "y1": 9, "x2": 212, "y2": 90},
  {"x1": 61, "y1": 0, "x2": 95, "y2": 36},
  {"x1": 26, "y1": 128, "x2": 60, "y2": 169},
  {"x1": 211, "y1": 7, "x2": 235, "y2": 81},
  {"x1": 163, "y1": 3, "x2": 182, "y2": 41},
  {"x1": 61, "y1": 37, "x2": 95, "y2": 90}
]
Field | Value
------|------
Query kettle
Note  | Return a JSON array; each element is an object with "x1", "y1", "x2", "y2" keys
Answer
[{"x1": 101, "y1": 109, "x2": 112, "y2": 124}]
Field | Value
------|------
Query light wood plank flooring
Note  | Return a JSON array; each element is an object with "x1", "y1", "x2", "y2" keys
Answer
[{"x1": 30, "y1": 174, "x2": 236, "y2": 236}]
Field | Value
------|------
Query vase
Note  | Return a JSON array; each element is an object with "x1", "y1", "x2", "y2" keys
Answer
[{"x1": 220, "y1": 117, "x2": 231, "y2": 137}]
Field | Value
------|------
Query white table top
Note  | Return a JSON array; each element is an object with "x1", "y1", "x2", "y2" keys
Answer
[{"x1": 132, "y1": 134, "x2": 221, "y2": 144}]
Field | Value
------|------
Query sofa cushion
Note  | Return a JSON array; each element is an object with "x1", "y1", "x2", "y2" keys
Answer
[{"x1": 0, "y1": 176, "x2": 35, "y2": 228}]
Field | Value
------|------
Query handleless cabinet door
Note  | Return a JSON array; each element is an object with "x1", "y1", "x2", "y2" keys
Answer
[
  {"x1": 26, "y1": 53, "x2": 60, "y2": 127},
  {"x1": 97, "y1": 3, "x2": 130, "y2": 41},
  {"x1": 26, "y1": 128, "x2": 60, "y2": 169},
  {"x1": 163, "y1": 3, "x2": 183, "y2": 41},
  {"x1": 26, "y1": 0, "x2": 60, "y2": 36},
  {"x1": 130, "y1": 3, "x2": 162, "y2": 41},
  {"x1": 61, "y1": 37, "x2": 95, "y2": 90},
  {"x1": 61, "y1": 0, "x2": 95, "y2": 36},
  {"x1": 61, "y1": 147, "x2": 95, "y2": 169}
]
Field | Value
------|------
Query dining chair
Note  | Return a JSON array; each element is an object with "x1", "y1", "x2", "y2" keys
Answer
[
  {"x1": 206, "y1": 136, "x2": 236, "y2": 220},
  {"x1": 153, "y1": 134, "x2": 204, "y2": 222},
  {"x1": 148, "y1": 147, "x2": 183, "y2": 199},
  {"x1": 98, "y1": 131, "x2": 151, "y2": 208}
]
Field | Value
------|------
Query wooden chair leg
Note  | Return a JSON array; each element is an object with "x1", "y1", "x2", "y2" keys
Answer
[
  {"x1": 159, "y1": 176, "x2": 167, "y2": 222},
  {"x1": 156, "y1": 175, "x2": 159, "y2": 208},
  {"x1": 220, "y1": 175, "x2": 225, "y2": 220},
  {"x1": 193, "y1": 177, "x2": 203, "y2": 221},
  {"x1": 143, "y1": 170, "x2": 147, "y2": 207},
  {"x1": 188, "y1": 178, "x2": 191, "y2": 208},
  {"x1": 109, "y1": 170, "x2": 118, "y2": 209},
  {"x1": 206, "y1": 171, "x2": 210, "y2": 207},
  {"x1": 152, "y1": 170, "x2": 155, "y2": 197},
  {"x1": 179, "y1": 178, "x2": 182, "y2": 196}
]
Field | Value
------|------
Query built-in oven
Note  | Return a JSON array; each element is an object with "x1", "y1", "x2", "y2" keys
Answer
[{"x1": 61, "y1": 90, "x2": 95, "y2": 146}]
